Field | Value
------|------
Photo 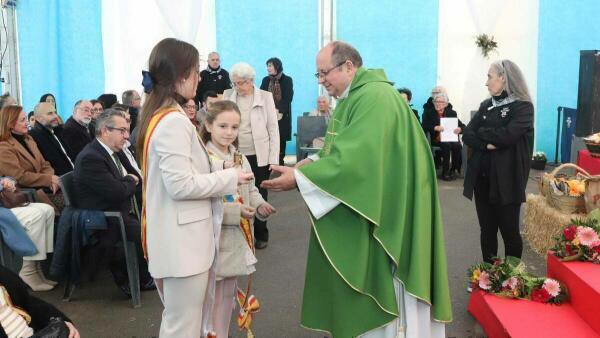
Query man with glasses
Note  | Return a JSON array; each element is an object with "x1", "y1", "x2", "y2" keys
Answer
[
  {"x1": 61, "y1": 100, "x2": 94, "y2": 159},
  {"x1": 73, "y1": 109, "x2": 153, "y2": 297},
  {"x1": 262, "y1": 41, "x2": 452, "y2": 337}
]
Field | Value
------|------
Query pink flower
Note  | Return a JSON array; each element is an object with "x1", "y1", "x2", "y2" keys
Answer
[
  {"x1": 577, "y1": 227, "x2": 600, "y2": 247},
  {"x1": 502, "y1": 277, "x2": 519, "y2": 290},
  {"x1": 479, "y1": 271, "x2": 492, "y2": 290},
  {"x1": 542, "y1": 279, "x2": 561, "y2": 297}
]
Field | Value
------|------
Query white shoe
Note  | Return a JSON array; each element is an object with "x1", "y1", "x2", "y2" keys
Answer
[
  {"x1": 36, "y1": 261, "x2": 58, "y2": 286},
  {"x1": 19, "y1": 261, "x2": 54, "y2": 292}
]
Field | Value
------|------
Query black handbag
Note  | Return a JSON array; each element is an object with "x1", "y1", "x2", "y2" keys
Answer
[{"x1": 31, "y1": 318, "x2": 70, "y2": 338}]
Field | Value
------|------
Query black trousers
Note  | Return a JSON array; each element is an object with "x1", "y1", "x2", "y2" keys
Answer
[
  {"x1": 433, "y1": 141, "x2": 462, "y2": 175},
  {"x1": 246, "y1": 155, "x2": 271, "y2": 242},
  {"x1": 96, "y1": 213, "x2": 151, "y2": 286},
  {"x1": 279, "y1": 139, "x2": 287, "y2": 165},
  {"x1": 474, "y1": 175, "x2": 523, "y2": 263}
]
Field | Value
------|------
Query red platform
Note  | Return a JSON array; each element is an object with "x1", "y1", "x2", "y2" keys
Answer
[
  {"x1": 577, "y1": 150, "x2": 600, "y2": 175},
  {"x1": 468, "y1": 290, "x2": 599, "y2": 338},
  {"x1": 547, "y1": 253, "x2": 600, "y2": 335}
]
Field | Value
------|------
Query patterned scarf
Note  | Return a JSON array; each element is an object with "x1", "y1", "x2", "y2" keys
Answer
[
  {"x1": 267, "y1": 73, "x2": 282, "y2": 103},
  {"x1": 206, "y1": 65, "x2": 222, "y2": 75}
]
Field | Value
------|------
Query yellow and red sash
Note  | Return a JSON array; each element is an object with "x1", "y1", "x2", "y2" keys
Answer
[{"x1": 140, "y1": 107, "x2": 177, "y2": 259}]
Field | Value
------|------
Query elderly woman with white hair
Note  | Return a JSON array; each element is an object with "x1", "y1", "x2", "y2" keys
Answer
[
  {"x1": 223, "y1": 62, "x2": 279, "y2": 249},
  {"x1": 462, "y1": 59, "x2": 534, "y2": 266}
]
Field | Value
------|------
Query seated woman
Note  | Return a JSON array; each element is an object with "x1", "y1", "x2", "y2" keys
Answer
[
  {"x1": 309, "y1": 95, "x2": 332, "y2": 121},
  {"x1": 422, "y1": 93, "x2": 465, "y2": 181},
  {"x1": 0, "y1": 105, "x2": 62, "y2": 210},
  {"x1": 0, "y1": 264, "x2": 79, "y2": 337},
  {"x1": 1, "y1": 177, "x2": 56, "y2": 291}
]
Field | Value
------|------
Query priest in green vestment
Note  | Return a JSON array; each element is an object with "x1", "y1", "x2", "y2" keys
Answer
[{"x1": 262, "y1": 41, "x2": 452, "y2": 337}]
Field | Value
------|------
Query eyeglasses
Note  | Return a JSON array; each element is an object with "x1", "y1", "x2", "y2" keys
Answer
[
  {"x1": 183, "y1": 104, "x2": 199, "y2": 111},
  {"x1": 233, "y1": 80, "x2": 250, "y2": 87},
  {"x1": 107, "y1": 126, "x2": 129, "y2": 135},
  {"x1": 91, "y1": 108, "x2": 103, "y2": 113},
  {"x1": 314, "y1": 61, "x2": 346, "y2": 79},
  {"x1": 78, "y1": 107, "x2": 92, "y2": 113}
]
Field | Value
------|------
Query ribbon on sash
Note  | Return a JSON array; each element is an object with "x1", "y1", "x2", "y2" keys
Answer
[{"x1": 140, "y1": 107, "x2": 177, "y2": 259}]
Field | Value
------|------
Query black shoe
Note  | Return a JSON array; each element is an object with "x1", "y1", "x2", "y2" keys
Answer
[
  {"x1": 140, "y1": 279, "x2": 156, "y2": 291},
  {"x1": 255, "y1": 240, "x2": 268, "y2": 250},
  {"x1": 117, "y1": 283, "x2": 131, "y2": 297}
]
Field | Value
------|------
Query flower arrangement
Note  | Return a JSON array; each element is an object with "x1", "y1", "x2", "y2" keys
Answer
[
  {"x1": 475, "y1": 34, "x2": 498, "y2": 58},
  {"x1": 468, "y1": 256, "x2": 568, "y2": 304},
  {"x1": 551, "y1": 218, "x2": 600, "y2": 263},
  {"x1": 533, "y1": 152, "x2": 546, "y2": 161}
]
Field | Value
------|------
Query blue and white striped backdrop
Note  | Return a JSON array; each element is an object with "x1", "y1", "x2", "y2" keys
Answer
[{"x1": 15, "y1": 0, "x2": 600, "y2": 157}]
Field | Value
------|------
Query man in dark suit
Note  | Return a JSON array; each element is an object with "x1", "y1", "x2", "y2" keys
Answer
[
  {"x1": 29, "y1": 102, "x2": 74, "y2": 176},
  {"x1": 61, "y1": 100, "x2": 93, "y2": 160},
  {"x1": 195, "y1": 51, "x2": 231, "y2": 104},
  {"x1": 72, "y1": 109, "x2": 153, "y2": 296}
]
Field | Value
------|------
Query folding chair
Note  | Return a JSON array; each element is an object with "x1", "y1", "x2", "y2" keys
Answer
[
  {"x1": 59, "y1": 172, "x2": 141, "y2": 308},
  {"x1": 295, "y1": 116, "x2": 328, "y2": 163}
]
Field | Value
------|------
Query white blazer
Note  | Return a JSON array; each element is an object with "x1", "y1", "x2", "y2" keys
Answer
[
  {"x1": 223, "y1": 88, "x2": 280, "y2": 166},
  {"x1": 144, "y1": 108, "x2": 238, "y2": 278}
]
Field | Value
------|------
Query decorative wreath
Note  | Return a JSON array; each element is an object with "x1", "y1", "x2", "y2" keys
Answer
[{"x1": 475, "y1": 34, "x2": 498, "y2": 58}]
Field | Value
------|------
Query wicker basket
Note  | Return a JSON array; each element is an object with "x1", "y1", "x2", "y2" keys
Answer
[
  {"x1": 544, "y1": 163, "x2": 590, "y2": 214},
  {"x1": 584, "y1": 140, "x2": 600, "y2": 158}
]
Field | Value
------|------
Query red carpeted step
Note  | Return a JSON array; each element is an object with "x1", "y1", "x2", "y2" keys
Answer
[
  {"x1": 468, "y1": 290, "x2": 599, "y2": 338},
  {"x1": 547, "y1": 252, "x2": 600, "y2": 335}
]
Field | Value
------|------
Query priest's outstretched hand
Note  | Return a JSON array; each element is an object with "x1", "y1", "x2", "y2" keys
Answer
[{"x1": 261, "y1": 165, "x2": 296, "y2": 191}]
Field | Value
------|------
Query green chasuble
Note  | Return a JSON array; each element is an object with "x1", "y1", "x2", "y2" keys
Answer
[{"x1": 298, "y1": 68, "x2": 452, "y2": 337}]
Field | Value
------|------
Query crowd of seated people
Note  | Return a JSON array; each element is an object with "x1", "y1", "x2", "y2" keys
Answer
[{"x1": 0, "y1": 89, "x2": 150, "y2": 300}]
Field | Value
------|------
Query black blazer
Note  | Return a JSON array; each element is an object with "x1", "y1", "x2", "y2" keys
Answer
[
  {"x1": 0, "y1": 265, "x2": 71, "y2": 334},
  {"x1": 61, "y1": 117, "x2": 92, "y2": 160},
  {"x1": 462, "y1": 98, "x2": 534, "y2": 205},
  {"x1": 29, "y1": 123, "x2": 74, "y2": 176},
  {"x1": 73, "y1": 139, "x2": 140, "y2": 214},
  {"x1": 421, "y1": 105, "x2": 465, "y2": 143},
  {"x1": 260, "y1": 73, "x2": 294, "y2": 141}
]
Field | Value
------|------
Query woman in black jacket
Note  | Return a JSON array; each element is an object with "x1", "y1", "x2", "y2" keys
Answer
[
  {"x1": 260, "y1": 57, "x2": 293, "y2": 165},
  {"x1": 0, "y1": 265, "x2": 79, "y2": 337},
  {"x1": 462, "y1": 59, "x2": 534, "y2": 263}
]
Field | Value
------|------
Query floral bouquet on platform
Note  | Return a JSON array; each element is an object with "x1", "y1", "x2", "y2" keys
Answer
[
  {"x1": 551, "y1": 218, "x2": 600, "y2": 264},
  {"x1": 468, "y1": 257, "x2": 568, "y2": 304}
]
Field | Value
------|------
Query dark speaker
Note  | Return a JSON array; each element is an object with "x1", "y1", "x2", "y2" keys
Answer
[{"x1": 575, "y1": 50, "x2": 600, "y2": 136}]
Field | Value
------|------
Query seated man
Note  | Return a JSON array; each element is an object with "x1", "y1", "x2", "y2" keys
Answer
[
  {"x1": 198, "y1": 90, "x2": 220, "y2": 123},
  {"x1": 29, "y1": 102, "x2": 74, "y2": 176},
  {"x1": 397, "y1": 87, "x2": 420, "y2": 122},
  {"x1": 309, "y1": 95, "x2": 331, "y2": 121},
  {"x1": 121, "y1": 90, "x2": 141, "y2": 131},
  {"x1": 72, "y1": 109, "x2": 153, "y2": 296},
  {"x1": 422, "y1": 93, "x2": 465, "y2": 181},
  {"x1": 61, "y1": 100, "x2": 93, "y2": 160}
]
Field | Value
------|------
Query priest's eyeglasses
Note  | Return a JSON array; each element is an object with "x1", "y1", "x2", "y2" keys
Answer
[{"x1": 314, "y1": 61, "x2": 346, "y2": 79}]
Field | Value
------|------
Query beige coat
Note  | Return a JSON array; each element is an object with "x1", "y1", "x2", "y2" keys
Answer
[
  {"x1": 0, "y1": 135, "x2": 54, "y2": 188},
  {"x1": 206, "y1": 142, "x2": 266, "y2": 278},
  {"x1": 223, "y1": 88, "x2": 280, "y2": 166},
  {"x1": 144, "y1": 108, "x2": 238, "y2": 278}
]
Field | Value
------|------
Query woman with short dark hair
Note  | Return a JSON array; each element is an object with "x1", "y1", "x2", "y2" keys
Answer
[{"x1": 260, "y1": 57, "x2": 293, "y2": 166}]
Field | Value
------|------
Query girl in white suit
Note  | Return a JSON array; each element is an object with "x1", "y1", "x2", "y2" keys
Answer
[{"x1": 136, "y1": 38, "x2": 253, "y2": 338}]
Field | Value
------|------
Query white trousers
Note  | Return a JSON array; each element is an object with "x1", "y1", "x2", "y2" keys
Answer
[
  {"x1": 157, "y1": 272, "x2": 209, "y2": 338},
  {"x1": 10, "y1": 203, "x2": 54, "y2": 261},
  {"x1": 212, "y1": 277, "x2": 237, "y2": 338}
]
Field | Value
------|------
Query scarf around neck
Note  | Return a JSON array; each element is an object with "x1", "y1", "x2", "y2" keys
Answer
[
  {"x1": 268, "y1": 73, "x2": 282, "y2": 102},
  {"x1": 207, "y1": 65, "x2": 222, "y2": 75}
]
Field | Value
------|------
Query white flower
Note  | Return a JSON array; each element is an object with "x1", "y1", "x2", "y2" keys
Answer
[{"x1": 542, "y1": 279, "x2": 561, "y2": 297}]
